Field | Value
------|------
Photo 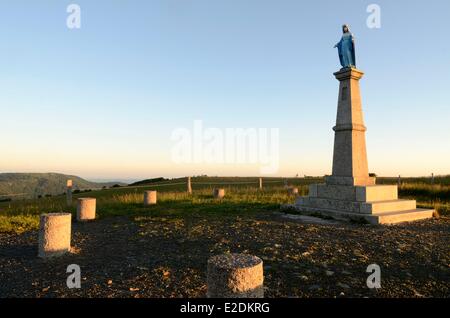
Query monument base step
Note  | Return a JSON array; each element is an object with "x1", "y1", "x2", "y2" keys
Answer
[
  {"x1": 361, "y1": 199, "x2": 417, "y2": 214},
  {"x1": 292, "y1": 204, "x2": 434, "y2": 225},
  {"x1": 294, "y1": 182, "x2": 434, "y2": 225},
  {"x1": 309, "y1": 183, "x2": 399, "y2": 202},
  {"x1": 373, "y1": 209, "x2": 434, "y2": 224},
  {"x1": 296, "y1": 196, "x2": 417, "y2": 214}
]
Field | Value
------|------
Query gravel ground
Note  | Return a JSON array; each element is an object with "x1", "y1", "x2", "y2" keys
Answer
[{"x1": 0, "y1": 212, "x2": 449, "y2": 298}]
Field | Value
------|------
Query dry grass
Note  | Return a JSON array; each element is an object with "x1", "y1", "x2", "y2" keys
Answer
[
  {"x1": 0, "y1": 178, "x2": 448, "y2": 234},
  {"x1": 0, "y1": 185, "x2": 301, "y2": 233}
]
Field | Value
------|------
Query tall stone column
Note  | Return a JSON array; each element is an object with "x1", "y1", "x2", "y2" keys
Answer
[
  {"x1": 292, "y1": 67, "x2": 434, "y2": 224},
  {"x1": 326, "y1": 68, "x2": 375, "y2": 186}
]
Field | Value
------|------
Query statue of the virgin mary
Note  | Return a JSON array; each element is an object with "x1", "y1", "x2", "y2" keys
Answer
[{"x1": 334, "y1": 24, "x2": 356, "y2": 69}]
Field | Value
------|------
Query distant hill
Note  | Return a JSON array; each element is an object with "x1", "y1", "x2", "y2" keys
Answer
[
  {"x1": 128, "y1": 177, "x2": 169, "y2": 186},
  {"x1": 0, "y1": 173, "x2": 127, "y2": 200}
]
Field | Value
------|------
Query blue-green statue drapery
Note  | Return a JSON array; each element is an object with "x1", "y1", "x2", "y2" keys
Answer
[{"x1": 334, "y1": 24, "x2": 356, "y2": 68}]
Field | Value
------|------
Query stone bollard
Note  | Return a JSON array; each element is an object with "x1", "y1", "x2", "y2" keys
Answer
[
  {"x1": 213, "y1": 188, "x2": 225, "y2": 199},
  {"x1": 144, "y1": 190, "x2": 157, "y2": 205},
  {"x1": 66, "y1": 179, "x2": 73, "y2": 206},
  {"x1": 77, "y1": 198, "x2": 96, "y2": 221},
  {"x1": 207, "y1": 253, "x2": 264, "y2": 298},
  {"x1": 287, "y1": 187, "x2": 299, "y2": 195},
  {"x1": 38, "y1": 213, "x2": 72, "y2": 258},
  {"x1": 187, "y1": 176, "x2": 192, "y2": 194}
]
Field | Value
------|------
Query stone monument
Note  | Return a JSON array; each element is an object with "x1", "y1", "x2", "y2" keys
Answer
[{"x1": 293, "y1": 26, "x2": 434, "y2": 225}]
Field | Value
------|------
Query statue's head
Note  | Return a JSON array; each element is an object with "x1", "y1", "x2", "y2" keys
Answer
[{"x1": 342, "y1": 24, "x2": 350, "y2": 33}]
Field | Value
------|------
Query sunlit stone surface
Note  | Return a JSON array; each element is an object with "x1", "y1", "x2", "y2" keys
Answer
[{"x1": 294, "y1": 68, "x2": 434, "y2": 224}]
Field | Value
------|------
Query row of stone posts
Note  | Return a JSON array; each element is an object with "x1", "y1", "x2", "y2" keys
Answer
[
  {"x1": 38, "y1": 197, "x2": 96, "y2": 258},
  {"x1": 39, "y1": 219, "x2": 264, "y2": 297},
  {"x1": 64, "y1": 177, "x2": 315, "y2": 211},
  {"x1": 41, "y1": 187, "x2": 160, "y2": 258},
  {"x1": 42, "y1": 180, "x2": 266, "y2": 297},
  {"x1": 38, "y1": 217, "x2": 264, "y2": 297},
  {"x1": 184, "y1": 177, "x2": 297, "y2": 196}
]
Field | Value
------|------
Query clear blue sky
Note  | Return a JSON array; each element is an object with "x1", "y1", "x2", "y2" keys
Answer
[{"x1": 1, "y1": 0, "x2": 449, "y2": 181}]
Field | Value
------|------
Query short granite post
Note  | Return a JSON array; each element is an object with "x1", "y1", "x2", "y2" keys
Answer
[
  {"x1": 66, "y1": 179, "x2": 73, "y2": 206},
  {"x1": 207, "y1": 254, "x2": 264, "y2": 298},
  {"x1": 144, "y1": 190, "x2": 157, "y2": 205},
  {"x1": 213, "y1": 188, "x2": 225, "y2": 199},
  {"x1": 187, "y1": 177, "x2": 192, "y2": 194},
  {"x1": 287, "y1": 187, "x2": 299, "y2": 196},
  {"x1": 38, "y1": 213, "x2": 72, "y2": 258},
  {"x1": 259, "y1": 178, "x2": 263, "y2": 190},
  {"x1": 77, "y1": 198, "x2": 96, "y2": 221}
]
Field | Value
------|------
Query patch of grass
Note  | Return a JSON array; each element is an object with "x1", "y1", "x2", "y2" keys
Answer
[
  {"x1": 0, "y1": 215, "x2": 40, "y2": 234},
  {"x1": 97, "y1": 187, "x2": 299, "y2": 218},
  {"x1": 399, "y1": 183, "x2": 450, "y2": 201},
  {"x1": 0, "y1": 184, "x2": 301, "y2": 233},
  {"x1": 415, "y1": 200, "x2": 450, "y2": 216},
  {"x1": 375, "y1": 181, "x2": 450, "y2": 216}
]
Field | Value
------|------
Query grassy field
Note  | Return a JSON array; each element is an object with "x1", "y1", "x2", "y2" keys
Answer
[{"x1": 0, "y1": 176, "x2": 449, "y2": 233}]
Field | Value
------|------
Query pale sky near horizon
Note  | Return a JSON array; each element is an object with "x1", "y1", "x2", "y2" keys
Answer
[{"x1": 1, "y1": 0, "x2": 449, "y2": 181}]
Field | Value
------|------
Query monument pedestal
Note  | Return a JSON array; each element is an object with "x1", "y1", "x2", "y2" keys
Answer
[
  {"x1": 294, "y1": 68, "x2": 434, "y2": 225},
  {"x1": 295, "y1": 183, "x2": 433, "y2": 225}
]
